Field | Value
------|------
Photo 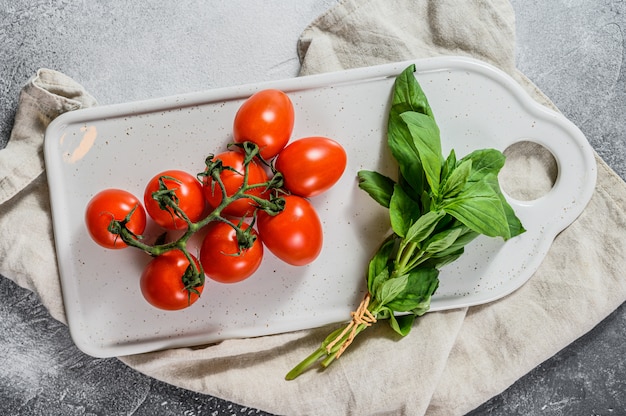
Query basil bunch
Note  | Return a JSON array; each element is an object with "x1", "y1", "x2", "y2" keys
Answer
[{"x1": 286, "y1": 64, "x2": 524, "y2": 380}]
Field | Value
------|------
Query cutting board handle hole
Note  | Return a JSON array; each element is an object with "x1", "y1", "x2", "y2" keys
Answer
[{"x1": 499, "y1": 140, "x2": 558, "y2": 201}]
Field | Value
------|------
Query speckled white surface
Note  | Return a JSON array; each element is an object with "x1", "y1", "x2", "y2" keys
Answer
[
  {"x1": 43, "y1": 57, "x2": 596, "y2": 357},
  {"x1": 1, "y1": 1, "x2": 626, "y2": 415}
]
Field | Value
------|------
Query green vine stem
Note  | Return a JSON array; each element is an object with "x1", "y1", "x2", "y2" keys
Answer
[{"x1": 106, "y1": 142, "x2": 284, "y2": 293}]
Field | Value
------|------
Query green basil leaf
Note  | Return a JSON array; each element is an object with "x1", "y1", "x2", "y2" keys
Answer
[
  {"x1": 388, "y1": 112, "x2": 428, "y2": 195},
  {"x1": 455, "y1": 149, "x2": 525, "y2": 239},
  {"x1": 441, "y1": 149, "x2": 457, "y2": 182},
  {"x1": 420, "y1": 225, "x2": 478, "y2": 269},
  {"x1": 375, "y1": 274, "x2": 409, "y2": 306},
  {"x1": 486, "y1": 179, "x2": 526, "y2": 239},
  {"x1": 441, "y1": 158, "x2": 472, "y2": 199},
  {"x1": 500, "y1": 193, "x2": 526, "y2": 238},
  {"x1": 389, "y1": 184, "x2": 420, "y2": 238},
  {"x1": 385, "y1": 267, "x2": 439, "y2": 313},
  {"x1": 461, "y1": 148, "x2": 505, "y2": 183},
  {"x1": 432, "y1": 226, "x2": 479, "y2": 257},
  {"x1": 420, "y1": 190, "x2": 432, "y2": 212},
  {"x1": 411, "y1": 299, "x2": 433, "y2": 317},
  {"x1": 358, "y1": 170, "x2": 396, "y2": 208},
  {"x1": 423, "y1": 249, "x2": 465, "y2": 269},
  {"x1": 404, "y1": 209, "x2": 446, "y2": 244},
  {"x1": 442, "y1": 173, "x2": 511, "y2": 238},
  {"x1": 388, "y1": 313, "x2": 415, "y2": 337},
  {"x1": 399, "y1": 111, "x2": 443, "y2": 193},
  {"x1": 367, "y1": 235, "x2": 396, "y2": 294},
  {"x1": 387, "y1": 65, "x2": 437, "y2": 196},
  {"x1": 432, "y1": 212, "x2": 457, "y2": 234},
  {"x1": 390, "y1": 64, "x2": 434, "y2": 119},
  {"x1": 398, "y1": 172, "x2": 423, "y2": 209},
  {"x1": 423, "y1": 227, "x2": 464, "y2": 254},
  {"x1": 369, "y1": 269, "x2": 390, "y2": 302}
]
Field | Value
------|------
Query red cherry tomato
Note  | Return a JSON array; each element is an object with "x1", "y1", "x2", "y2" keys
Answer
[
  {"x1": 275, "y1": 136, "x2": 347, "y2": 198},
  {"x1": 233, "y1": 89, "x2": 294, "y2": 160},
  {"x1": 200, "y1": 221, "x2": 263, "y2": 284},
  {"x1": 144, "y1": 170, "x2": 206, "y2": 230},
  {"x1": 140, "y1": 249, "x2": 204, "y2": 310},
  {"x1": 85, "y1": 189, "x2": 147, "y2": 249},
  {"x1": 202, "y1": 150, "x2": 269, "y2": 218},
  {"x1": 257, "y1": 195, "x2": 323, "y2": 266}
]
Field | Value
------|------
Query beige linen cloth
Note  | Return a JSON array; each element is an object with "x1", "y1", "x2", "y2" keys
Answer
[{"x1": 1, "y1": 1, "x2": 625, "y2": 415}]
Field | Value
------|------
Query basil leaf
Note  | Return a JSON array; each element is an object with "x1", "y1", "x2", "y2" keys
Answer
[
  {"x1": 388, "y1": 313, "x2": 416, "y2": 337},
  {"x1": 385, "y1": 267, "x2": 439, "y2": 313},
  {"x1": 369, "y1": 269, "x2": 390, "y2": 303},
  {"x1": 421, "y1": 225, "x2": 478, "y2": 268},
  {"x1": 387, "y1": 64, "x2": 435, "y2": 196},
  {"x1": 481, "y1": 169, "x2": 526, "y2": 238},
  {"x1": 367, "y1": 235, "x2": 396, "y2": 294},
  {"x1": 423, "y1": 227, "x2": 464, "y2": 253},
  {"x1": 404, "y1": 209, "x2": 446, "y2": 244},
  {"x1": 398, "y1": 172, "x2": 424, "y2": 209},
  {"x1": 461, "y1": 148, "x2": 505, "y2": 183},
  {"x1": 423, "y1": 249, "x2": 465, "y2": 269},
  {"x1": 375, "y1": 274, "x2": 409, "y2": 306},
  {"x1": 442, "y1": 173, "x2": 511, "y2": 238},
  {"x1": 441, "y1": 149, "x2": 457, "y2": 182},
  {"x1": 431, "y1": 225, "x2": 478, "y2": 257},
  {"x1": 399, "y1": 111, "x2": 443, "y2": 193},
  {"x1": 441, "y1": 158, "x2": 472, "y2": 199},
  {"x1": 390, "y1": 64, "x2": 434, "y2": 119},
  {"x1": 387, "y1": 112, "x2": 428, "y2": 195},
  {"x1": 376, "y1": 307, "x2": 391, "y2": 320},
  {"x1": 420, "y1": 190, "x2": 432, "y2": 212},
  {"x1": 500, "y1": 193, "x2": 526, "y2": 238},
  {"x1": 389, "y1": 184, "x2": 420, "y2": 238},
  {"x1": 452, "y1": 149, "x2": 525, "y2": 238},
  {"x1": 358, "y1": 170, "x2": 396, "y2": 208}
]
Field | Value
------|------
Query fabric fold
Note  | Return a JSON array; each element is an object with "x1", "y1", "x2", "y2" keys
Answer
[
  {"x1": 0, "y1": 69, "x2": 96, "y2": 324},
  {"x1": 298, "y1": 0, "x2": 516, "y2": 77},
  {"x1": 0, "y1": 69, "x2": 96, "y2": 204}
]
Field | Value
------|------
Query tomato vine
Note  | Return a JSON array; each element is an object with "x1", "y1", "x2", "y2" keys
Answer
[{"x1": 107, "y1": 141, "x2": 286, "y2": 294}]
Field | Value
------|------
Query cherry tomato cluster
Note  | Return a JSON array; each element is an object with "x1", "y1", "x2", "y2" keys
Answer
[{"x1": 84, "y1": 89, "x2": 347, "y2": 311}]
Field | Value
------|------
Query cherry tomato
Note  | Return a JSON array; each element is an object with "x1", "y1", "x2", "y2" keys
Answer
[
  {"x1": 257, "y1": 195, "x2": 323, "y2": 266},
  {"x1": 233, "y1": 89, "x2": 294, "y2": 160},
  {"x1": 144, "y1": 169, "x2": 205, "y2": 230},
  {"x1": 140, "y1": 249, "x2": 204, "y2": 310},
  {"x1": 202, "y1": 150, "x2": 269, "y2": 218},
  {"x1": 200, "y1": 221, "x2": 263, "y2": 284},
  {"x1": 85, "y1": 189, "x2": 147, "y2": 249},
  {"x1": 275, "y1": 136, "x2": 347, "y2": 198}
]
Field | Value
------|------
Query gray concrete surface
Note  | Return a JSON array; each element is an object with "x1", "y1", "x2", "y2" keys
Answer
[{"x1": 1, "y1": 1, "x2": 625, "y2": 415}]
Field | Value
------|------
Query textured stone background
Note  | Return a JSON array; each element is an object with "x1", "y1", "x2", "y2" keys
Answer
[{"x1": 1, "y1": 1, "x2": 625, "y2": 414}]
